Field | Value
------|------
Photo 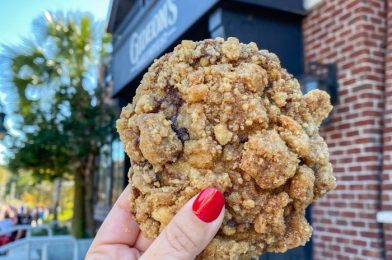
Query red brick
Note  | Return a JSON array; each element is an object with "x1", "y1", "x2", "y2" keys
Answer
[
  {"x1": 365, "y1": 146, "x2": 380, "y2": 153},
  {"x1": 356, "y1": 137, "x2": 370, "y2": 144},
  {"x1": 353, "y1": 102, "x2": 374, "y2": 109},
  {"x1": 330, "y1": 244, "x2": 341, "y2": 252},
  {"x1": 356, "y1": 156, "x2": 378, "y2": 162},
  {"x1": 348, "y1": 165, "x2": 361, "y2": 171},
  {"x1": 360, "y1": 231, "x2": 379, "y2": 238},
  {"x1": 352, "y1": 220, "x2": 365, "y2": 227},
  {"x1": 339, "y1": 157, "x2": 353, "y2": 163},
  {"x1": 336, "y1": 237, "x2": 350, "y2": 244},
  {"x1": 327, "y1": 227, "x2": 341, "y2": 234},
  {"x1": 346, "y1": 131, "x2": 359, "y2": 137},
  {"x1": 354, "y1": 119, "x2": 376, "y2": 126},
  {"x1": 344, "y1": 247, "x2": 358, "y2": 254},
  {"x1": 352, "y1": 240, "x2": 367, "y2": 246},
  {"x1": 341, "y1": 211, "x2": 356, "y2": 218},
  {"x1": 358, "y1": 174, "x2": 377, "y2": 181},
  {"x1": 304, "y1": 0, "x2": 388, "y2": 257},
  {"x1": 341, "y1": 175, "x2": 355, "y2": 181},
  {"x1": 362, "y1": 250, "x2": 382, "y2": 257},
  {"x1": 342, "y1": 194, "x2": 355, "y2": 199}
]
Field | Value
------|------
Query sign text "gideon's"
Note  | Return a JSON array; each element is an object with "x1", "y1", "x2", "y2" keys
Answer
[{"x1": 129, "y1": 0, "x2": 178, "y2": 65}]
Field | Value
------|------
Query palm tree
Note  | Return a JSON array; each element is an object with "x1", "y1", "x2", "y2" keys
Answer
[{"x1": 0, "y1": 11, "x2": 114, "y2": 238}]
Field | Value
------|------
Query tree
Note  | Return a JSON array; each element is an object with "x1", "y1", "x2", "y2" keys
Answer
[
  {"x1": 1, "y1": 11, "x2": 114, "y2": 237},
  {"x1": 0, "y1": 166, "x2": 10, "y2": 200}
]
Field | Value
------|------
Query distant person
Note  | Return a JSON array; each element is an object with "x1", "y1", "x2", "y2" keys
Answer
[
  {"x1": 31, "y1": 207, "x2": 39, "y2": 225},
  {"x1": 17, "y1": 208, "x2": 32, "y2": 226},
  {"x1": 37, "y1": 207, "x2": 44, "y2": 225},
  {"x1": 0, "y1": 212, "x2": 14, "y2": 246},
  {"x1": 14, "y1": 208, "x2": 32, "y2": 241},
  {"x1": 18, "y1": 205, "x2": 24, "y2": 216}
]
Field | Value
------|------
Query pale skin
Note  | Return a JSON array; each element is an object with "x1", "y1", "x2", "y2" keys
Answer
[{"x1": 86, "y1": 185, "x2": 225, "y2": 260}]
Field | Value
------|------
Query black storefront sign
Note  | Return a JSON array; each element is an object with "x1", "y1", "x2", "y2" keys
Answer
[{"x1": 112, "y1": 0, "x2": 218, "y2": 95}]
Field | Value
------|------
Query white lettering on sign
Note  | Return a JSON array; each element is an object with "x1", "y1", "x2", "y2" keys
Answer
[{"x1": 129, "y1": 0, "x2": 178, "y2": 67}]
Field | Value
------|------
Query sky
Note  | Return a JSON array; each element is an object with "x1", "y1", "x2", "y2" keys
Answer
[
  {"x1": 0, "y1": 0, "x2": 111, "y2": 163},
  {"x1": 0, "y1": 0, "x2": 111, "y2": 46}
]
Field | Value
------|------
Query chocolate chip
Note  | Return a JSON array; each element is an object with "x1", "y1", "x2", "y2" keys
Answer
[
  {"x1": 171, "y1": 114, "x2": 177, "y2": 125},
  {"x1": 227, "y1": 219, "x2": 237, "y2": 228},
  {"x1": 165, "y1": 88, "x2": 189, "y2": 143},
  {"x1": 175, "y1": 128, "x2": 189, "y2": 142},
  {"x1": 299, "y1": 158, "x2": 305, "y2": 165},
  {"x1": 133, "y1": 161, "x2": 152, "y2": 169},
  {"x1": 155, "y1": 172, "x2": 162, "y2": 182},
  {"x1": 239, "y1": 134, "x2": 248, "y2": 143},
  {"x1": 170, "y1": 113, "x2": 189, "y2": 143},
  {"x1": 167, "y1": 87, "x2": 183, "y2": 108},
  {"x1": 150, "y1": 98, "x2": 162, "y2": 113},
  {"x1": 132, "y1": 188, "x2": 141, "y2": 198}
]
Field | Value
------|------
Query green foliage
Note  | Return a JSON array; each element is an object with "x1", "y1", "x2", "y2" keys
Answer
[
  {"x1": 1, "y1": 11, "x2": 114, "y2": 237},
  {"x1": 8, "y1": 127, "x2": 71, "y2": 180},
  {"x1": 7, "y1": 170, "x2": 59, "y2": 208},
  {"x1": 30, "y1": 225, "x2": 70, "y2": 236},
  {"x1": 3, "y1": 11, "x2": 114, "y2": 178},
  {"x1": 0, "y1": 166, "x2": 9, "y2": 185}
]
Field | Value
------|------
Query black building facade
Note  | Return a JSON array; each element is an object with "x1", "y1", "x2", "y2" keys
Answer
[{"x1": 98, "y1": 0, "x2": 310, "y2": 259}]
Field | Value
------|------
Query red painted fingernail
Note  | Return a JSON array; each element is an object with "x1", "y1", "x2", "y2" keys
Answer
[{"x1": 192, "y1": 187, "x2": 225, "y2": 223}]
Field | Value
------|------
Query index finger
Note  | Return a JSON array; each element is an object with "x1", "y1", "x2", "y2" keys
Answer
[{"x1": 91, "y1": 185, "x2": 140, "y2": 247}]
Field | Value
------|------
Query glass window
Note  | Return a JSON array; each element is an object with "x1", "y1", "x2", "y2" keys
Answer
[
  {"x1": 97, "y1": 143, "x2": 112, "y2": 208},
  {"x1": 111, "y1": 139, "x2": 125, "y2": 205}
]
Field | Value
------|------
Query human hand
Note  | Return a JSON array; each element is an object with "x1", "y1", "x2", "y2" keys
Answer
[{"x1": 86, "y1": 186, "x2": 225, "y2": 260}]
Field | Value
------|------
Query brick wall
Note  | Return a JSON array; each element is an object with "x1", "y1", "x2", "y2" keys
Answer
[
  {"x1": 382, "y1": 0, "x2": 392, "y2": 258},
  {"x1": 303, "y1": 0, "x2": 387, "y2": 259}
]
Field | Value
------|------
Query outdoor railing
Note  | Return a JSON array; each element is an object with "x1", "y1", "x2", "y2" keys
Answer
[
  {"x1": 0, "y1": 224, "x2": 79, "y2": 260},
  {"x1": 0, "y1": 235, "x2": 78, "y2": 260}
]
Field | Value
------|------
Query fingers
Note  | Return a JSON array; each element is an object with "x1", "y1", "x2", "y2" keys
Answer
[
  {"x1": 134, "y1": 233, "x2": 153, "y2": 253},
  {"x1": 86, "y1": 244, "x2": 140, "y2": 260},
  {"x1": 87, "y1": 185, "x2": 154, "y2": 259},
  {"x1": 141, "y1": 188, "x2": 225, "y2": 260},
  {"x1": 88, "y1": 185, "x2": 140, "y2": 250}
]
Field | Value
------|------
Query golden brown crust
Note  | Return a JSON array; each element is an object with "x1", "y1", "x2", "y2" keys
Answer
[{"x1": 116, "y1": 37, "x2": 336, "y2": 259}]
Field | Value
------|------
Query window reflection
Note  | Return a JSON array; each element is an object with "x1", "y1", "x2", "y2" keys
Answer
[
  {"x1": 97, "y1": 144, "x2": 111, "y2": 203},
  {"x1": 111, "y1": 138, "x2": 125, "y2": 205},
  {"x1": 95, "y1": 138, "x2": 125, "y2": 222}
]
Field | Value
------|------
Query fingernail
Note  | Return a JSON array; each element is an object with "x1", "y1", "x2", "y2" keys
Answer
[{"x1": 192, "y1": 187, "x2": 225, "y2": 223}]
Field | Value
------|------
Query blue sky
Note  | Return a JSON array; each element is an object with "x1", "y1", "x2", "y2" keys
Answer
[{"x1": 0, "y1": 0, "x2": 111, "y2": 46}]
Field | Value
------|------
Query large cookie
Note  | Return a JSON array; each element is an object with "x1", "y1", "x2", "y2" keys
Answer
[{"x1": 116, "y1": 37, "x2": 336, "y2": 259}]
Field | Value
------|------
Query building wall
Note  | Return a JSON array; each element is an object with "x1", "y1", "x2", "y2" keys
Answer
[
  {"x1": 382, "y1": 0, "x2": 392, "y2": 258},
  {"x1": 303, "y1": 0, "x2": 388, "y2": 259}
]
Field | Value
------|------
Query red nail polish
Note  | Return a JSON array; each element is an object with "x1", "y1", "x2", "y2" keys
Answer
[{"x1": 192, "y1": 187, "x2": 225, "y2": 223}]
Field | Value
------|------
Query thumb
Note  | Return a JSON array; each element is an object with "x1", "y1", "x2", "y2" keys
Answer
[{"x1": 141, "y1": 187, "x2": 225, "y2": 260}]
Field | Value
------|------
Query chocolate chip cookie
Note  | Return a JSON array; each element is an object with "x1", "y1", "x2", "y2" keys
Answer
[{"x1": 116, "y1": 37, "x2": 336, "y2": 259}]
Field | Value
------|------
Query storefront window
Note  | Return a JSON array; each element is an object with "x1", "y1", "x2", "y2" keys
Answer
[
  {"x1": 111, "y1": 138, "x2": 125, "y2": 205},
  {"x1": 95, "y1": 143, "x2": 112, "y2": 221}
]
